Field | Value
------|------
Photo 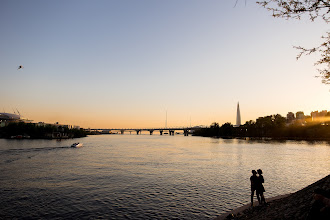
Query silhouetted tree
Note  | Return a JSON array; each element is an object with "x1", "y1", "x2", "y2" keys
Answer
[
  {"x1": 220, "y1": 123, "x2": 234, "y2": 137},
  {"x1": 274, "y1": 114, "x2": 286, "y2": 127},
  {"x1": 242, "y1": 120, "x2": 257, "y2": 136},
  {"x1": 257, "y1": 0, "x2": 330, "y2": 84},
  {"x1": 192, "y1": 113, "x2": 330, "y2": 140},
  {"x1": 210, "y1": 122, "x2": 221, "y2": 137}
]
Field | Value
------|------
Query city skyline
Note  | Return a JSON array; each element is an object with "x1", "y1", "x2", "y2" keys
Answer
[
  {"x1": 1, "y1": 106, "x2": 329, "y2": 129},
  {"x1": 1, "y1": 1, "x2": 329, "y2": 128}
]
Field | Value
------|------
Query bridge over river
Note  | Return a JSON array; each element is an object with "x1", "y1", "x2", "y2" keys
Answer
[{"x1": 89, "y1": 127, "x2": 203, "y2": 136}]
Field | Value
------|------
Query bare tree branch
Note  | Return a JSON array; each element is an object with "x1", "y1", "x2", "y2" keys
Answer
[{"x1": 257, "y1": 0, "x2": 330, "y2": 84}]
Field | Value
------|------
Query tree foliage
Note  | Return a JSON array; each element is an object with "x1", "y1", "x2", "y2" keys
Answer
[
  {"x1": 257, "y1": 0, "x2": 330, "y2": 84},
  {"x1": 193, "y1": 113, "x2": 330, "y2": 140}
]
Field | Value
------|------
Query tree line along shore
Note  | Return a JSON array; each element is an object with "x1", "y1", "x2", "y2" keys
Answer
[
  {"x1": 1, "y1": 113, "x2": 330, "y2": 140},
  {"x1": 193, "y1": 114, "x2": 330, "y2": 140}
]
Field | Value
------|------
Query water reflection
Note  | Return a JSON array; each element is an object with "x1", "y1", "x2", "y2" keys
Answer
[{"x1": 0, "y1": 136, "x2": 329, "y2": 219}]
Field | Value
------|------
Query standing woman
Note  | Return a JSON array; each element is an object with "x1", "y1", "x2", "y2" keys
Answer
[
  {"x1": 250, "y1": 170, "x2": 260, "y2": 206},
  {"x1": 257, "y1": 169, "x2": 266, "y2": 205}
]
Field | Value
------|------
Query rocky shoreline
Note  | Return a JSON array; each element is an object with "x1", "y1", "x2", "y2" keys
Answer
[{"x1": 215, "y1": 175, "x2": 330, "y2": 220}]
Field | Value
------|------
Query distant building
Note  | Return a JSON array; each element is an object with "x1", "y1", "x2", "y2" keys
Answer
[
  {"x1": 235, "y1": 102, "x2": 241, "y2": 127},
  {"x1": 286, "y1": 112, "x2": 295, "y2": 123},
  {"x1": 0, "y1": 112, "x2": 25, "y2": 127},
  {"x1": 53, "y1": 123, "x2": 80, "y2": 130},
  {"x1": 0, "y1": 113, "x2": 21, "y2": 121},
  {"x1": 320, "y1": 110, "x2": 328, "y2": 116},
  {"x1": 311, "y1": 110, "x2": 328, "y2": 122},
  {"x1": 296, "y1": 111, "x2": 305, "y2": 120},
  {"x1": 0, "y1": 113, "x2": 82, "y2": 130},
  {"x1": 311, "y1": 111, "x2": 319, "y2": 121},
  {"x1": 101, "y1": 129, "x2": 111, "y2": 134},
  {"x1": 36, "y1": 122, "x2": 47, "y2": 127}
]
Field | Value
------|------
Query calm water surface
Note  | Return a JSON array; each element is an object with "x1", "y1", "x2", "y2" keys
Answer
[{"x1": 0, "y1": 135, "x2": 329, "y2": 219}]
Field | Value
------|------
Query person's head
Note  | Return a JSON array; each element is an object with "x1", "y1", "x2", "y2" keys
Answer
[
  {"x1": 252, "y1": 170, "x2": 257, "y2": 175},
  {"x1": 257, "y1": 169, "x2": 263, "y2": 175}
]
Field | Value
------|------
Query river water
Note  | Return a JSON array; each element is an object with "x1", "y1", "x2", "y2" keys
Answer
[{"x1": 0, "y1": 135, "x2": 329, "y2": 219}]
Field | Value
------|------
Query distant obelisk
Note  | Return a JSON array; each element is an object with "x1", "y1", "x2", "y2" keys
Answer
[{"x1": 236, "y1": 102, "x2": 241, "y2": 127}]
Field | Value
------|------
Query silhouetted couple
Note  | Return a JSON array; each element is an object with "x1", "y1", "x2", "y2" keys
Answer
[{"x1": 250, "y1": 169, "x2": 266, "y2": 206}]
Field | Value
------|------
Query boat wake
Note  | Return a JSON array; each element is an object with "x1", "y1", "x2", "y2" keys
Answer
[
  {"x1": 0, "y1": 146, "x2": 76, "y2": 164},
  {"x1": 0, "y1": 146, "x2": 72, "y2": 154}
]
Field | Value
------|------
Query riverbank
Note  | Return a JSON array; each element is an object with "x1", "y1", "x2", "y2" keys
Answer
[
  {"x1": 214, "y1": 175, "x2": 330, "y2": 220},
  {"x1": 214, "y1": 194, "x2": 291, "y2": 220},
  {"x1": 0, "y1": 122, "x2": 87, "y2": 139},
  {"x1": 193, "y1": 119, "x2": 330, "y2": 141}
]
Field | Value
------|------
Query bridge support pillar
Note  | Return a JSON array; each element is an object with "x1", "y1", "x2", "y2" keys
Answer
[
  {"x1": 169, "y1": 130, "x2": 174, "y2": 136},
  {"x1": 184, "y1": 129, "x2": 189, "y2": 136},
  {"x1": 149, "y1": 130, "x2": 154, "y2": 135},
  {"x1": 121, "y1": 130, "x2": 125, "y2": 135},
  {"x1": 129, "y1": 131, "x2": 132, "y2": 135},
  {"x1": 136, "y1": 130, "x2": 141, "y2": 135},
  {"x1": 159, "y1": 130, "x2": 163, "y2": 135}
]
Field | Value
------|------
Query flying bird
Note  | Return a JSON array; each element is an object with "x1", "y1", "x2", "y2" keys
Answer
[{"x1": 18, "y1": 65, "x2": 24, "y2": 70}]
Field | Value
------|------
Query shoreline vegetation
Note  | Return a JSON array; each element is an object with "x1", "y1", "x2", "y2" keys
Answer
[
  {"x1": 1, "y1": 113, "x2": 330, "y2": 141},
  {"x1": 0, "y1": 122, "x2": 87, "y2": 139},
  {"x1": 193, "y1": 114, "x2": 330, "y2": 141},
  {"x1": 214, "y1": 174, "x2": 330, "y2": 220}
]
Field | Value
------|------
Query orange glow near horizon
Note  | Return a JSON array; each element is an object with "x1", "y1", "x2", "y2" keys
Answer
[
  {"x1": 13, "y1": 108, "x2": 330, "y2": 129},
  {"x1": 1, "y1": 1, "x2": 330, "y2": 129}
]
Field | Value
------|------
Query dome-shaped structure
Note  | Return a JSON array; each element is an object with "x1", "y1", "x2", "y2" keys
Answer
[{"x1": 0, "y1": 113, "x2": 21, "y2": 120}]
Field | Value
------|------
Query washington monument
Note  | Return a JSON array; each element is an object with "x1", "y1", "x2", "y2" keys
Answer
[{"x1": 236, "y1": 102, "x2": 241, "y2": 127}]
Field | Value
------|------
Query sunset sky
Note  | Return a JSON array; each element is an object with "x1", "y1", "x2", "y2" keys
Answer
[{"x1": 1, "y1": 0, "x2": 329, "y2": 129}]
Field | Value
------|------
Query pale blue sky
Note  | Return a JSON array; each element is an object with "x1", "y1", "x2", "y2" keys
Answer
[{"x1": 1, "y1": 0, "x2": 329, "y2": 128}]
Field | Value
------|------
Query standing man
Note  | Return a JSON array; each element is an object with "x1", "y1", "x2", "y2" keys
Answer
[{"x1": 250, "y1": 170, "x2": 260, "y2": 206}]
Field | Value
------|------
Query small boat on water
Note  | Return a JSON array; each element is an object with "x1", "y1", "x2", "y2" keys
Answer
[{"x1": 71, "y1": 143, "x2": 83, "y2": 148}]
